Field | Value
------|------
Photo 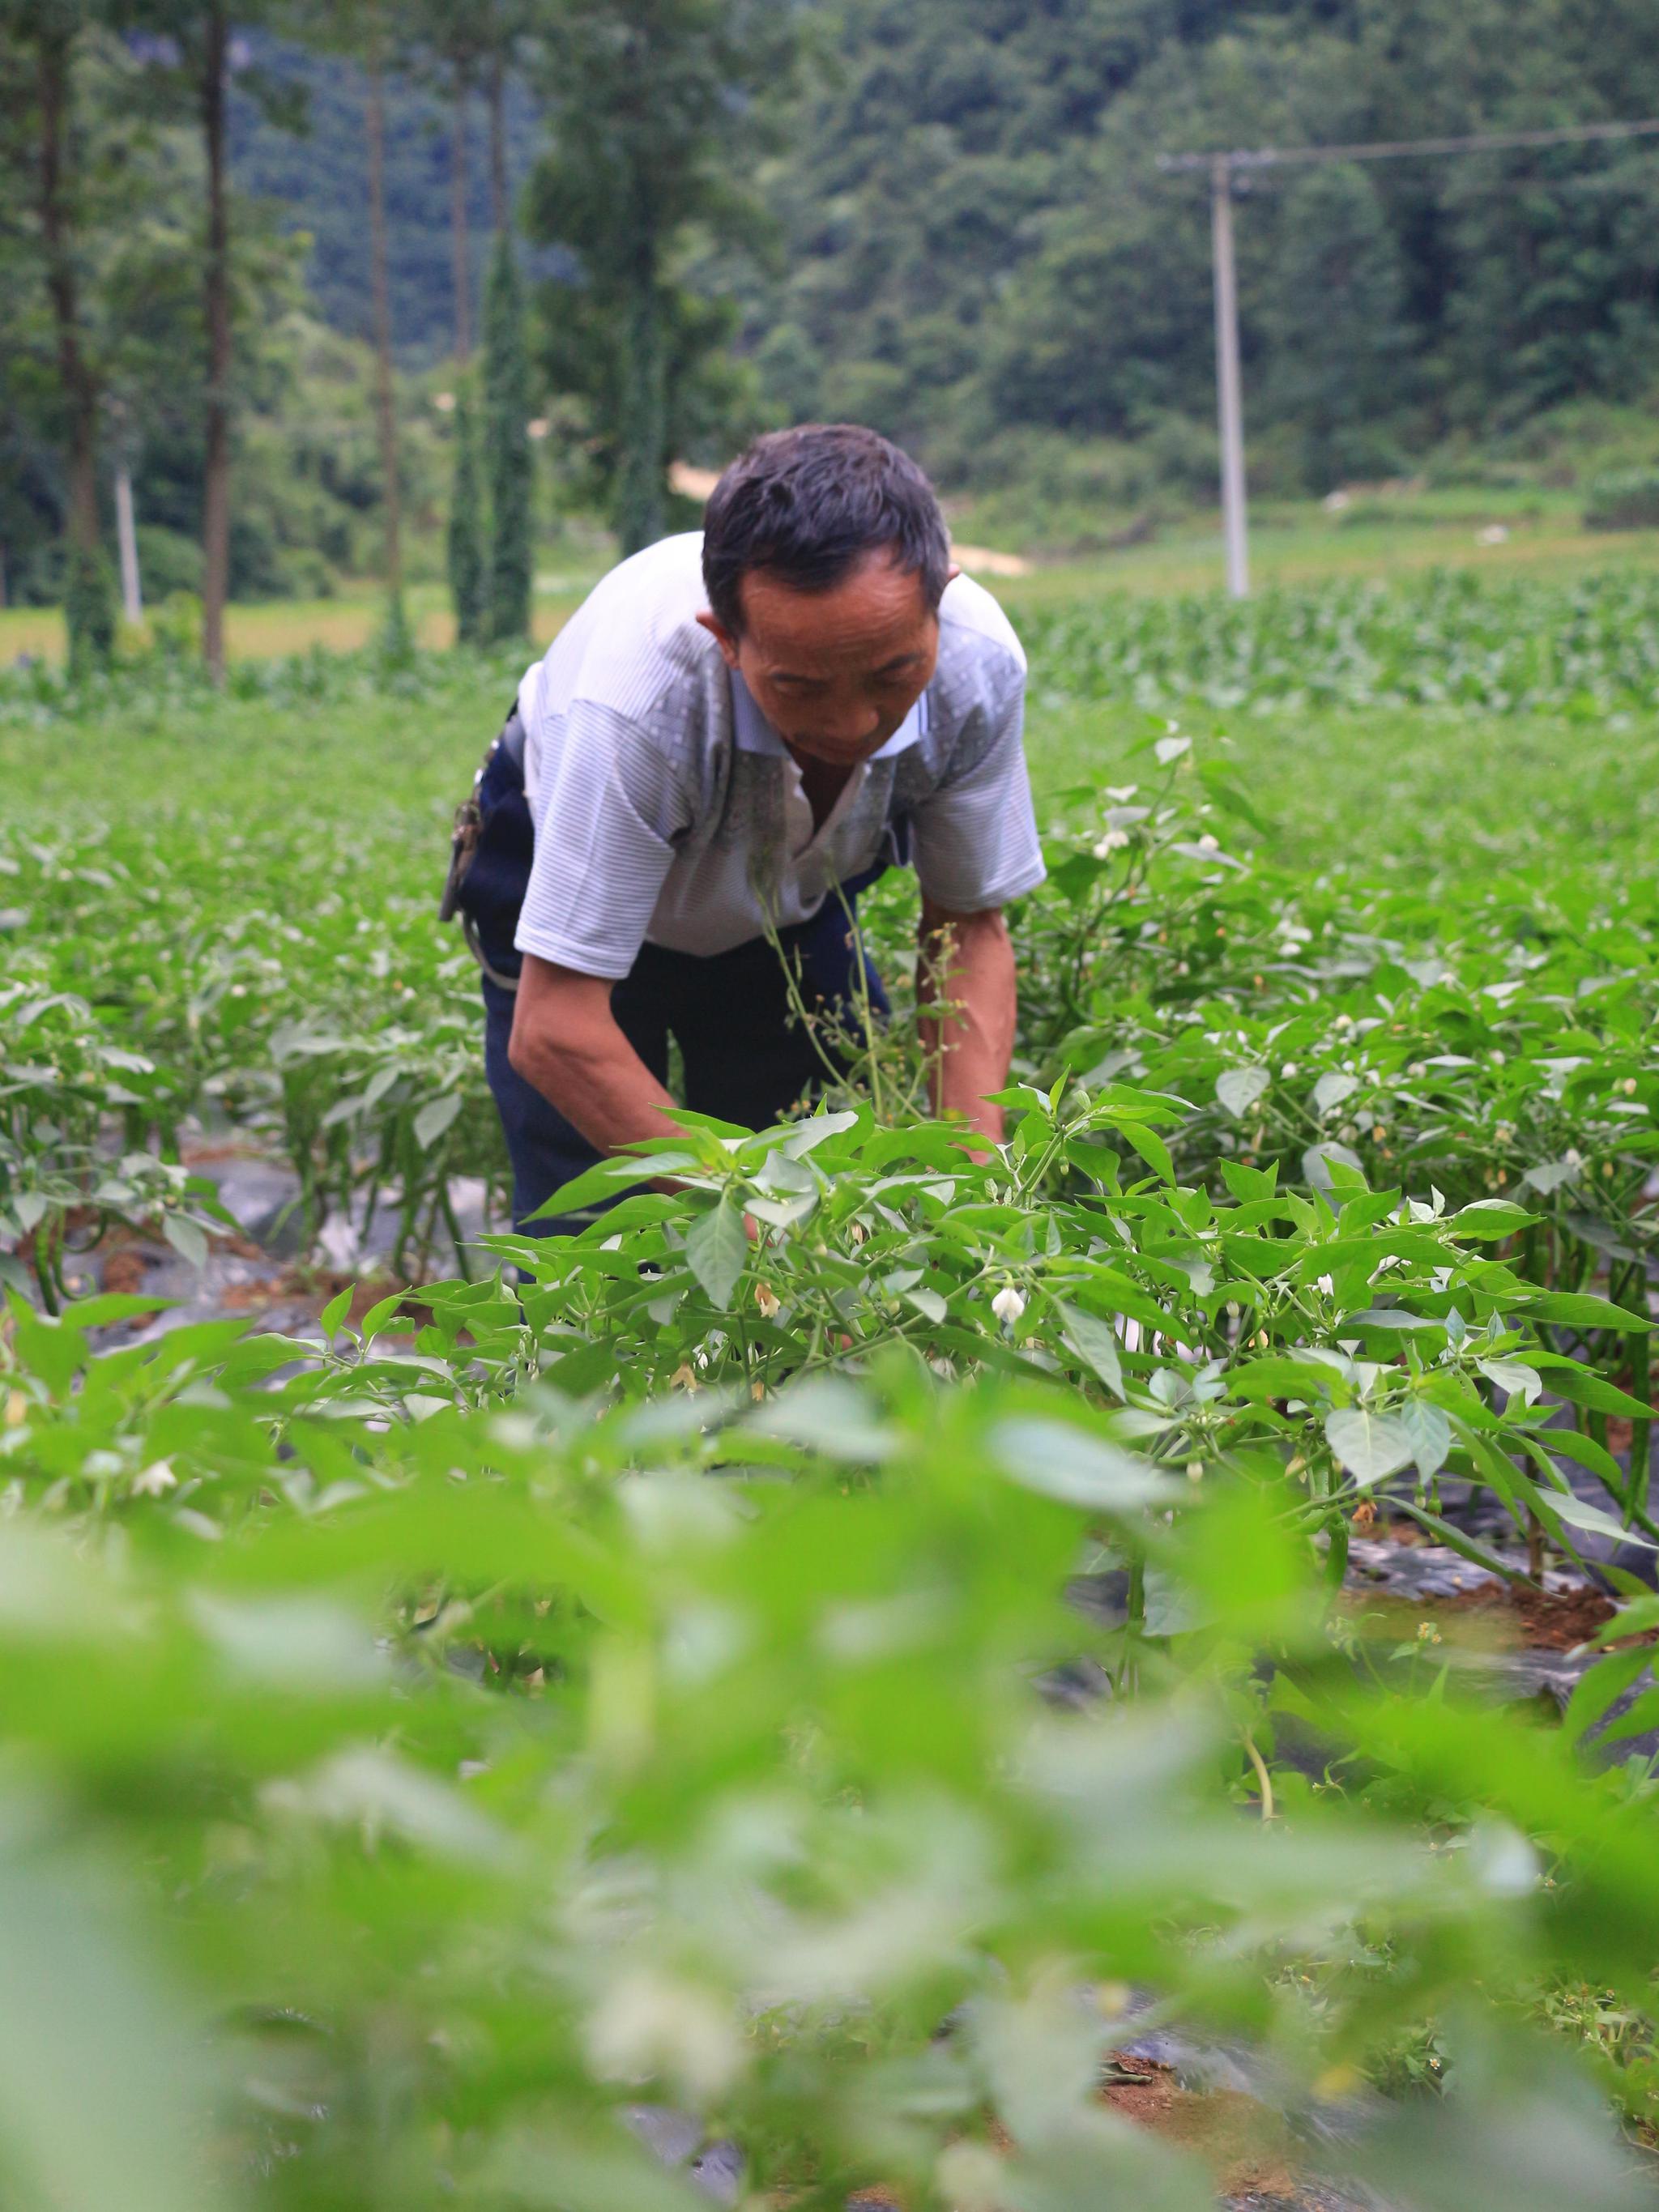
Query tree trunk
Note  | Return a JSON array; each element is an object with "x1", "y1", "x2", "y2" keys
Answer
[
  {"x1": 450, "y1": 81, "x2": 472, "y2": 361},
  {"x1": 616, "y1": 254, "x2": 667, "y2": 556},
  {"x1": 200, "y1": 0, "x2": 232, "y2": 684},
  {"x1": 36, "y1": 23, "x2": 110, "y2": 666},
  {"x1": 487, "y1": 43, "x2": 508, "y2": 233},
  {"x1": 365, "y1": 35, "x2": 404, "y2": 624}
]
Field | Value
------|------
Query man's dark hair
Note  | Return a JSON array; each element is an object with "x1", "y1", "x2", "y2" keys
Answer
[{"x1": 702, "y1": 424, "x2": 952, "y2": 636}]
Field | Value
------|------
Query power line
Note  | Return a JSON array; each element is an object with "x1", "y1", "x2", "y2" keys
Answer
[
  {"x1": 1158, "y1": 115, "x2": 1659, "y2": 176},
  {"x1": 1156, "y1": 118, "x2": 1659, "y2": 598}
]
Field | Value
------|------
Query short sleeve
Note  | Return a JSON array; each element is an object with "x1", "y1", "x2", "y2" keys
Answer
[
  {"x1": 910, "y1": 658, "x2": 1047, "y2": 914},
  {"x1": 515, "y1": 702, "x2": 685, "y2": 979}
]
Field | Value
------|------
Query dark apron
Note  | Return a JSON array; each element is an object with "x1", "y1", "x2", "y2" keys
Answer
[{"x1": 446, "y1": 708, "x2": 902, "y2": 1236}]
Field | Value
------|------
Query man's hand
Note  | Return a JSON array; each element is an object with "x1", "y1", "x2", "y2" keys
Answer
[
  {"x1": 508, "y1": 955, "x2": 683, "y2": 1168},
  {"x1": 917, "y1": 898, "x2": 1017, "y2": 1150}
]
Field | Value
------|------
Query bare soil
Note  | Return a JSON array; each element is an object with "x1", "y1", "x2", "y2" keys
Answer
[{"x1": 1102, "y1": 2062, "x2": 1305, "y2": 2198}]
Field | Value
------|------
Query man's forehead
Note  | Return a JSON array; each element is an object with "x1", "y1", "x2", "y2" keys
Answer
[{"x1": 736, "y1": 556, "x2": 937, "y2": 665}]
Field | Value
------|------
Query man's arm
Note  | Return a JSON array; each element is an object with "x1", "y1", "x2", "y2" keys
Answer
[
  {"x1": 917, "y1": 897, "x2": 1017, "y2": 1147},
  {"x1": 508, "y1": 954, "x2": 683, "y2": 1161}
]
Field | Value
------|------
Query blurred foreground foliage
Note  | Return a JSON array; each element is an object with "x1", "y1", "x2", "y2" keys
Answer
[{"x1": 4, "y1": 583, "x2": 1659, "y2": 2201}]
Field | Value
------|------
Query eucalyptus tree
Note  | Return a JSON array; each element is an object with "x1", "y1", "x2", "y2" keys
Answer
[
  {"x1": 403, "y1": 0, "x2": 494, "y2": 361},
  {"x1": 117, "y1": 0, "x2": 235, "y2": 678},
  {"x1": 480, "y1": 0, "x2": 531, "y2": 233},
  {"x1": 284, "y1": 0, "x2": 407, "y2": 645},
  {"x1": 0, "y1": 0, "x2": 115, "y2": 665},
  {"x1": 525, "y1": 0, "x2": 803, "y2": 554}
]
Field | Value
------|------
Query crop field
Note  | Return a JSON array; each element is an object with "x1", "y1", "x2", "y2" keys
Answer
[{"x1": 7, "y1": 568, "x2": 1659, "y2": 2210}]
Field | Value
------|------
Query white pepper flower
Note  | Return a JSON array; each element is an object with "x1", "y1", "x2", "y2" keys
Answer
[{"x1": 991, "y1": 1285, "x2": 1026, "y2": 1328}]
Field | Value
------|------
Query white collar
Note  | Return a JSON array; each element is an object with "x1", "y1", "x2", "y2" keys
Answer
[{"x1": 729, "y1": 669, "x2": 929, "y2": 761}]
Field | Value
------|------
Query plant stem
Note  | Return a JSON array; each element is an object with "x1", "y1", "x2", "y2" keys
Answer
[{"x1": 1243, "y1": 1733, "x2": 1276, "y2": 1822}]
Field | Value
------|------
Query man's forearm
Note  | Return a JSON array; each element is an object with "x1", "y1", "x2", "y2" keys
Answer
[
  {"x1": 918, "y1": 901, "x2": 1017, "y2": 1144},
  {"x1": 508, "y1": 954, "x2": 682, "y2": 1162}
]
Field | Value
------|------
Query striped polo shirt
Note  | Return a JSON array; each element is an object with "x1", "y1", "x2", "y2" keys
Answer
[{"x1": 512, "y1": 533, "x2": 1045, "y2": 980}]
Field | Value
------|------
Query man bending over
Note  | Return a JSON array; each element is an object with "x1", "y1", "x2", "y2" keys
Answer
[{"x1": 448, "y1": 422, "x2": 1045, "y2": 1235}]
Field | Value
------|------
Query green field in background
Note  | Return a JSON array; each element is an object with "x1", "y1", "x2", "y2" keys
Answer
[{"x1": 5, "y1": 490, "x2": 1658, "y2": 667}]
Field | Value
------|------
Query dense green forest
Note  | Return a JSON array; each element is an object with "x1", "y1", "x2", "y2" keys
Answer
[
  {"x1": 4, "y1": 0, "x2": 1659, "y2": 629},
  {"x1": 758, "y1": 0, "x2": 1659, "y2": 492},
  {"x1": 236, "y1": 0, "x2": 1659, "y2": 499},
  {"x1": 228, "y1": 36, "x2": 550, "y2": 363}
]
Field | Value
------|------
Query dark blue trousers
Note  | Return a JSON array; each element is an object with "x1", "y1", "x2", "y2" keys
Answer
[{"x1": 463, "y1": 718, "x2": 892, "y2": 1238}]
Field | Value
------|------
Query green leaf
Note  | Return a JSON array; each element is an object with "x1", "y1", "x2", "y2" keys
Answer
[
  {"x1": 1216, "y1": 1067, "x2": 1269, "y2": 1118},
  {"x1": 1396, "y1": 1399, "x2": 1452, "y2": 1479},
  {"x1": 1218, "y1": 1157, "x2": 1280, "y2": 1202},
  {"x1": 1546, "y1": 1368, "x2": 1654, "y2": 1421},
  {"x1": 780, "y1": 1109, "x2": 859, "y2": 1157},
  {"x1": 13, "y1": 1191, "x2": 49, "y2": 1235},
  {"x1": 1197, "y1": 761, "x2": 1272, "y2": 833},
  {"x1": 1348, "y1": 1309, "x2": 1448, "y2": 1336},
  {"x1": 162, "y1": 1213, "x2": 207, "y2": 1270},
  {"x1": 0, "y1": 1836, "x2": 224, "y2": 2212},
  {"x1": 59, "y1": 1293, "x2": 176, "y2": 1330},
  {"x1": 1058, "y1": 1302, "x2": 1124, "y2": 1396},
  {"x1": 1563, "y1": 1643, "x2": 1653, "y2": 1745},
  {"x1": 992, "y1": 1418, "x2": 1177, "y2": 1512},
  {"x1": 525, "y1": 1156, "x2": 652, "y2": 1221},
  {"x1": 1312, "y1": 1072, "x2": 1359, "y2": 1117},
  {"x1": 1513, "y1": 1290, "x2": 1653, "y2": 1333},
  {"x1": 543, "y1": 1337, "x2": 623, "y2": 1398},
  {"x1": 684, "y1": 1195, "x2": 749, "y2": 1309},
  {"x1": 1115, "y1": 1119, "x2": 1174, "y2": 1183},
  {"x1": 747, "y1": 1376, "x2": 895, "y2": 1461},
  {"x1": 413, "y1": 1093, "x2": 463, "y2": 1149},
  {"x1": 1476, "y1": 1357, "x2": 1542, "y2": 1405},
  {"x1": 1390, "y1": 1498, "x2": 1526, "y2": 1583},
  {"x1": 320, "y1": 1285, "x2": 354, "y2": 1337},
  {"x1": 360, "y1": 1291, "x2": 410, "y2": 1344},
  {"x1": 1324, "y1": 1408, "x2": 1415, "y2": 1485},
  {"x1": 1542, "y1": 1491, "x2": 1657, "y2": 1551},
  {"x1": 1451, "y1": 1200, "x2": 1540, "y2": 1239}
]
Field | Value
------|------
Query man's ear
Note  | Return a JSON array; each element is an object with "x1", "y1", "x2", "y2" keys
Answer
[
  {"x1": 695, "y1": 610, "x2": 741, "y2": 669},
  {"x1": 945, "y1": 563, "x2": 962, "y2": 587}
]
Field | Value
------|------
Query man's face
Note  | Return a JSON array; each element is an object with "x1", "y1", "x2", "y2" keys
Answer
[{"x1": 697, "y1": 550, "x2": 953, "y2": 770}]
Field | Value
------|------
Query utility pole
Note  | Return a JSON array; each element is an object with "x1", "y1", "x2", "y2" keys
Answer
[
  {"x1": 1210, "y1": 156, "x2": 1248, "y2": 600},
  {"x1": 1161, "y1": 116, "x2": 1659, "y2": 599},
  {"x1": 105, "y1": 394, "x2": 143, "y2": 624},
  {"x1": 114, "y1": 462, "x2": 142, "y2": 624}
]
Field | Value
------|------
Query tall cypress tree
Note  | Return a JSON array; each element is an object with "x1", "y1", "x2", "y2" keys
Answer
[
  {"x1": 65, "y1": 544, "x2": 116, "y2": 674},
  {"x1": 447, "y1": 383, "x2": 485, "y2": 646},
  {"x1": 524, "y1": 0, "x2": 802, "y2": 555},
  {"x1": 482, "y1": 231, "x2": 531, "y2": 642},
  {"x1": 17, "y1": 5, "x2": 115, "y2": 671}
]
